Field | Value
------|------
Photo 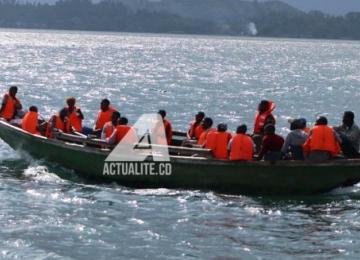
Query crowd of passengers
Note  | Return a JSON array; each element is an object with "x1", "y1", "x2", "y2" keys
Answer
[{"x1": 1, "y1": 86, "x2": 360, "y2": 162}]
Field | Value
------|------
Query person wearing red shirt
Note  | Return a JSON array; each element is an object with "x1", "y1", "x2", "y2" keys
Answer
[{"x1": 257, "y1": 124, "x2": 284, "y2": 161}]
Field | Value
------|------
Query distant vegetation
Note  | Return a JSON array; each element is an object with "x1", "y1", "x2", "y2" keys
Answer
[{"x1": 0, "y1": 0, "x2": 359, "y2": 40}]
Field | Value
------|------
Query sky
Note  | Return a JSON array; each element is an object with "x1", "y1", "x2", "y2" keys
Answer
[{"x1": 263, "y1": 0, "x2": 360, "y2": 15}]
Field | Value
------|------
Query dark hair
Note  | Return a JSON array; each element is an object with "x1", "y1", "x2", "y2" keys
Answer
[
  {"x1": 344, "y1": 111, "x2": 355, "y2": 121},
  {"x1": 264, "y1": 124, "x2": 275, "y2": 135},
  {"x1": 119, "y1": 117, "x2": 128, "y2": 125},
  {"x1": 66, "y1": 97, "x2": 76, "y2": 106},
  {"x1": 217, "y1": 123, "x2": 227, "y2": 132},
  {"x1": 203, "y1": 117, "x2": 213, "y2": 128},
  {"x1": 236, "y1": 124, "x2": 247, "y2": 134},
  {"x1": 59, "y1": 108, "x2": 68, "y2": 120},
  {"x1": 9, "y1": 86, "x2": 18, "y2": 93},
  {"x1": 101, "y1": 99, "x2": 110, "y2": 106},
  {"x1": 316, "y1": 116, "x2": 328, "y2": 126},
  {"x1": 29, "y1": 106, "x2": 38, "y2": 112},
  {"x1": 197, "y1": 111, "x2": 205, "y2": 118},
  {"x1": 158, "y1": 110, "x2": 166, "y2": 118},
  {"x1": 112, "y1": 111, "x2": 121, "y2": 119}
]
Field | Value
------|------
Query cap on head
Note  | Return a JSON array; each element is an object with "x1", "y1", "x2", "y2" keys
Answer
[
  {"x1": 316, "y1": 116, "x2": 328, "y2": 126},
  {"x1": 158, "y1": 110, "x2": 166, "y2": 119},
  {"x1": 236, "y1": 124, "x2": 247, "y2": 134}
]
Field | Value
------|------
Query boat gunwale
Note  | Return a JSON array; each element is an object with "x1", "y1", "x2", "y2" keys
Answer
[{"x1": 2, "y1": 119, "x2": 360, "y2": 168}]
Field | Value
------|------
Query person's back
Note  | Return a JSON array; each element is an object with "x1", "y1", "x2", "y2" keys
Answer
[
  {"x1": 188, "y1": 111, "x2": 205, "y2": 140},
  {"x1": 206, "y1": 124, "x2": 232, "y2": 160},
  {"x1": 229, "y1": 125, "x2": 254, "y2": 161},
  {"x1": 303, "y1": 117, "x2": 341, "y2": 161},
  {"x1": 46, "y1": 108, "x2": 71, "y2": 138},
  {"x1": 258, "y1": 124, "x2": 284, "y2": 161},
  {"x1": 22, "y1": 106, "x2": 40, "y2": 135},
  {"x1": 108, "y1": 119, "x2": 137, "y2": 145},
  {"x1": 101, "y1": 111, "x2": 120, "y2": 140},
  {"x1": 282, "y1": 119, "x2": 308, "y2": 160},
  {"x1": 198, "y1": 117, "x2": 215, "y2": 146},
  {"x1": 158, "y1": 110, "x2": 172, "y2": 145}
]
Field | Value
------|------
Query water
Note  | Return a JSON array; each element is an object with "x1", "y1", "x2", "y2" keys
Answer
[{"x1": 1, "y1": 29, "x2": 360, "y2": 258}]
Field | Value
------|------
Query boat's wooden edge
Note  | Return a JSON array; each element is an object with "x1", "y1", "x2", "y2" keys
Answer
[{"x1": 2, "y1": 119, "x2": 360, "y2": 167}]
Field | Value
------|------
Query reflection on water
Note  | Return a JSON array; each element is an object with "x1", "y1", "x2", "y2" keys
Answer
[{"x1": 0, "y1": 29, "x2": 360, "y2": 258}]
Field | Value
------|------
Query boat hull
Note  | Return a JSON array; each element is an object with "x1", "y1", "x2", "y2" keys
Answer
[{"x1": 0, "y1": 120, "x2": 359, "y2": 195}]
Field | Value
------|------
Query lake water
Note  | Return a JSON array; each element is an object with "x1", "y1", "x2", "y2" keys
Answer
[{"x1": 1, "y1": 29, "x2": 360, "y2": 259}]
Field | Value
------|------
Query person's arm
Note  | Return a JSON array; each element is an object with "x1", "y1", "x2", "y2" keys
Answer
[
  {"x1": 76, "y1": 108, "x2": 84, "y2": 120},
  {"x1": 228, "y1": 138, "x2": 233, "y2": 151},
  {"x1": 107, "y1": 129, "x2": 118, "y2": 145},
  {"x1": 14, "y1": 97, "x2": 22, "y2": 110},
  {"x1": 0, "y1": 95, "x2": 8, "y2": 114},
  {"x1": 344, "y1": 125, "x2": 360, "y2": 143},
  {"x1": 281, "y1": 134, "x2": 291, "y2": 154},
  {"x1": 257, "y1": 137, "x2": 269, "y2": 160},
  {"x1": 101, "y1": 125, "x2": 108, "y2": 140}
]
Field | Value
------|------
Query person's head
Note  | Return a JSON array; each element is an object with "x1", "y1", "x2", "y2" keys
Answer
[
  {"x1": 158, "y1": 110, "x2": 166, "y2": 119},
  {"x1": 202, "y1": 117, "x2": 213, "y2": 130},
  {"x1": 119, "y1": 117, "x2": 128, "y2": 125},
  {"x1": 264, "y1": 124, "x2": 275, "y2": 135},
  {"x1": 236, "y1": 124, "x2": 247, "y2": 134},
  {"x1": 290, "y1": 119, "x2": 303, "y2": 131},
  {"x1": 298, "y1": 118, "x2": 307, "y2": 129},
  {"x1": 217, "y1": 123, "x2": 227, "y2": 132},
  {"x1": 66, "y1": 97, "x2": 76, "y2": 108},
  {"x1": 195, "y1": 111, "x2": 205, "y2": 122},
  {"x1": 343, "y1": 111, "x2": 355, "y2": 127},
  {"x1": 59, "y1": 108, "x2": 69, "y2": 121},
  {"x1": 9, "y1": 86, "x2": 18, "y2": 97},
  {"x1": 315, "y1": 116, "x2": 328, "y2": 126},
  {"x1": 258, "y1": 100, "x2": 270, "y2": 113},
  {"x1": 111, "y1": 111, "x2": 121, "y2": 124},
  {"x1": 29, "y1": 106, "x2": 38, "y2": 113},
  {"x1": 100, "y1": 99, "x2": 110, "y2": 111}
]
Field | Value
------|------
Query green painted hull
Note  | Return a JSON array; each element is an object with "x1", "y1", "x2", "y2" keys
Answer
[{"x1": 0, "y1": 120, "x2": 360, "y2": 195}]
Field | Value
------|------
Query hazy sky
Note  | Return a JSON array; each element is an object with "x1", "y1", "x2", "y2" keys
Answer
[{"x1": 264, "y1": 0, "x2": 360, "y2": 15}]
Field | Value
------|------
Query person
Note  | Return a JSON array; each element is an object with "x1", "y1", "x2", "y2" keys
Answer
[
  {"x1": 187, "y1": 111, "x2": 205, "y2": 140},
  {"x1": 229, "y1": 124, "x2": 254, "y2": 161},
  {"x1": 205, "y1": 123, "x2": 232, "y2": 160},
  {"x1": 158, "y1": 110, "x2": 173, "y2": 145},
  {"x1": 66, "y1": 97, "x2": 84, "y2": 133},
  {"x1": 257, "y1": 124, "x2": 284, "y2": 162},
  {"x1": 281, "y1": 119, "x2": 308, "y2": 160},
  {"x1": 21, "y1": 106, "x2": 40, "y2": 135},
  {"x1": 197, "y1": 117, "x2": 216, "y2": 146},
  {"x1": 334, "y1": 111, "x2": 360, "y2": 158},
  {"x1": 46, "y1": 108, "x2": 72, "y2": 138},
  {"x1": 253, "y1": 100, "x2": 276, "y2": 135},
  {"x1": 94, "y1": 99, "x2": 118, "y2": 136},
  {"x1": 253, "y1": 100, "x2": 276, "y2": 153},
  {"x1": 101, "y1": 111, "x2": 121, "y2": 140},
  {"x1": 0, "y1": 86, "x2": 23, "y2": 121},
  {"x1": 107, "y1": 117, "x2": 137, "y2": 145},
  {"x1": 303, "y1": 116, "x2": 341, "y2": 161}
]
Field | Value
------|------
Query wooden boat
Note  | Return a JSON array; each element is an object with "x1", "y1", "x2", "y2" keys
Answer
[{"x1": 0, "y1": 119, "x2": 359, "y2": 195}]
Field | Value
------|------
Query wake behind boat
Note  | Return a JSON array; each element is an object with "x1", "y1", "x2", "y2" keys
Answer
[{"x1": 0, "y1": 119, "x2": 359, "y2": 195}]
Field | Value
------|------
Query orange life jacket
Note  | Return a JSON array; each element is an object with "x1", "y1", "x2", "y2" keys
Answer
[
  {"x1": 189, "y1": 121, "x2": 204, "y2": 139},
  {"x1": 303, "y1": 125, "x2": 341, "y2": 156},
  {"x1": 253, "y1": 101, "x2": 276, "y2": 134},
  {"x1": 46, "y1": 115, "x2": 71, "y2": 138},
  {"x1": 114, "y1": 125, "x2": 137, "y2": 144},
  {"x1": 1, "y1": 94, "x2": 19, "y2": 120},
  {"x1": 198, "y1": 128, "x2": 216, "y2": 146},
  {"x1": 164, "y1": 119, "x2": 173, "y2": 145},
  {"x1": 95, "y1": 106, "x2": 117, "y2": 130},
  {"x1": 206, "y1": 131, "x2": 232, "y2": 160},
  {"x1": 22, "y1": 111, "x2": 40, "y2": 135},
  {"x1": 68, "y1": 106, "x2": 82, "y2": 132},
  {"x1": 229, "y1": 134, "x2": 254, "y2": 161},
  {"x1": 103, "y1": 121, "x2": 116, "y2": 139}
]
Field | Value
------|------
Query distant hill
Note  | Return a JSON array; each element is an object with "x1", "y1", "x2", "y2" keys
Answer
[{"x1": 1, "y1": 0, "x2": 360, "y2": 40}]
